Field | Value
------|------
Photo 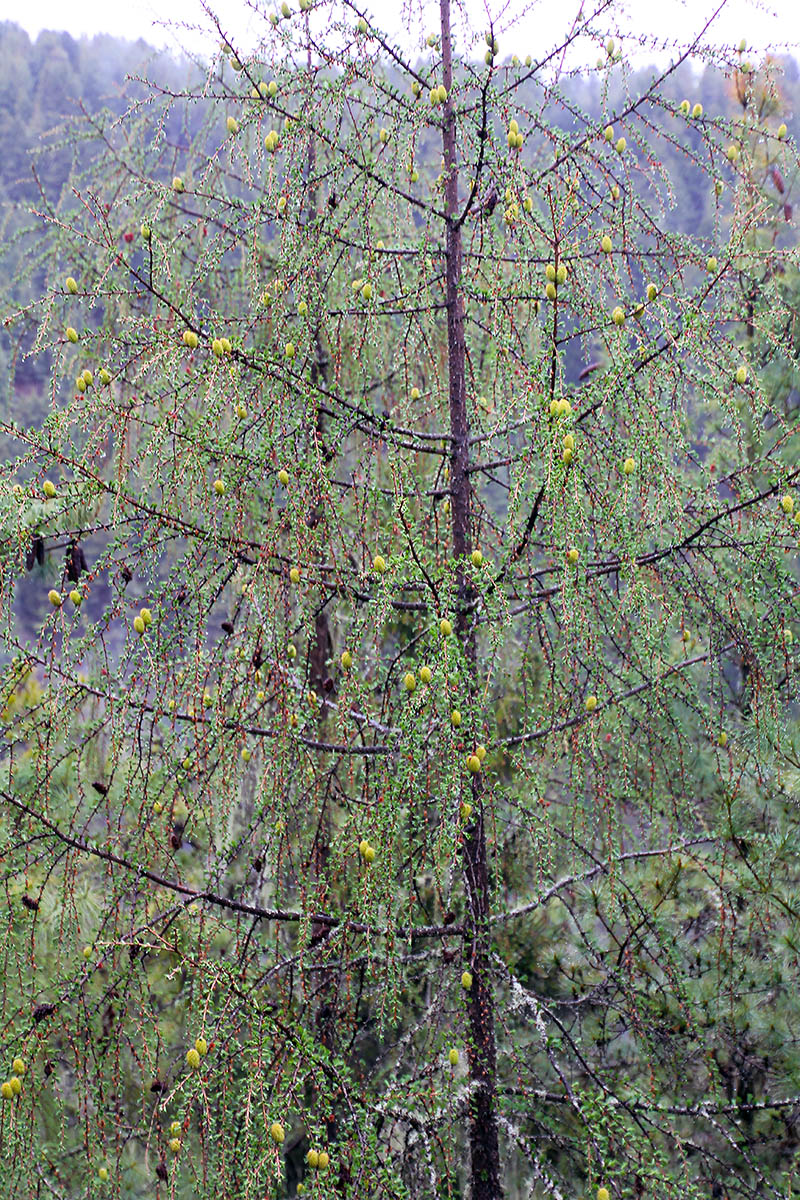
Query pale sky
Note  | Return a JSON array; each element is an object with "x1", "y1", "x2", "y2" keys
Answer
[{"x1": 10, "y1": 0, "x2": 800, "y2": 61}]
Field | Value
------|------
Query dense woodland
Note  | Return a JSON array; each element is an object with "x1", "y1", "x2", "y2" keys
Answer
[{"x1": 0, "y1": 6, "x2": 799, "y2": 1199}]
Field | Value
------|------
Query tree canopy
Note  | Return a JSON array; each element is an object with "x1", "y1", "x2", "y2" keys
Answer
[{"x1": 0, "y1": 4, "x2": 799, "y2": 1199}]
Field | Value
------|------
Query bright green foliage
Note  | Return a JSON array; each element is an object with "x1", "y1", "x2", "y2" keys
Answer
[{"x1": 0, "y1": 7, "x2": 799, "y2": 1200}]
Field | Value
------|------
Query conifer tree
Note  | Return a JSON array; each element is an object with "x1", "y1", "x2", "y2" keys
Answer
[{"x1": 1, "y1": 4, "x2": 799, "y2": 1198}]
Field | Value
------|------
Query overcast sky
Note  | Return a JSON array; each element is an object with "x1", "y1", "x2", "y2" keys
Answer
[{"x1": 10, "y1": 0, "x2": 800, "y2": 62}]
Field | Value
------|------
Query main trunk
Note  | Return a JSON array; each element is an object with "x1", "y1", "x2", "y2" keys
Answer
[{"x1": 440, "y1": 2, "x2": 504, "y2": 1195}]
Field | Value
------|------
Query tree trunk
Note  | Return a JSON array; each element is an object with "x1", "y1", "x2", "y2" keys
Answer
[{"x1": 440, "y1": 1, "x2": 504, "y2": 1195}]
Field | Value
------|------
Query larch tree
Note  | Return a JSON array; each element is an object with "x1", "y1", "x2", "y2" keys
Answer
[{"x1": 0, "y1": 1, "x2": 799, "y2": 1199}]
